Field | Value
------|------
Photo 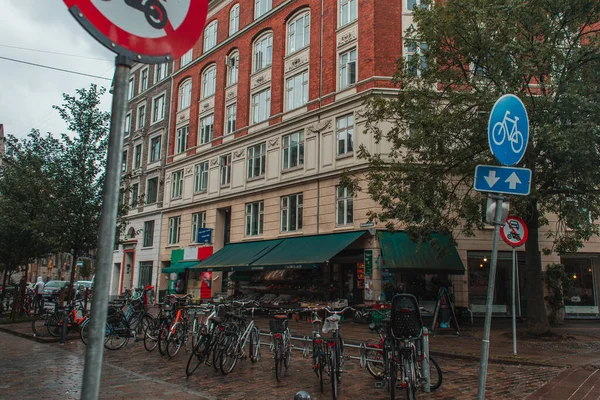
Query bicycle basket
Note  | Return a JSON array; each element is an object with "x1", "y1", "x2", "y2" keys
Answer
[
  {"x1": 269, "y1": 317, "x2": 288, "y2": 333},
  {"x1": 390, "y1": 294, "x2": 423, "y2": 339}
]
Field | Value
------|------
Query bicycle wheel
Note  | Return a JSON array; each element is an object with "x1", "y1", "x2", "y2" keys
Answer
[
  {"x1": 191, "y1": 315, "x2": 200, "y2": 348},
  {"x1": 79, "y1": 318, "x2": 90, "y2": 344},
  {"x1": 186, "y1": 335, "x2": 208, "y2": 376},
  {"x1": 137, "y1": 314, "x2": 153, "y2": 341},
  {"x1": 105, "y1": 314, "x2": 129, "y2": 350},
  {"x1": 403, "y1": 355, "x2": 417, "y2": 400},
  {"x1": 158, "y1": 324, "x2": 169, "y2": 356},
  {"x1": 318, "y1": 352, "x2": 324, "y2": 393},
  {"x1": 144, "y1": 319, "x2": 160, "y2": 352},
  {"x1": 366, "y1": 347, "x2": 385, "y2": 379},
  {"x1": 337, "y1": 337, "x2": 344, "y2": 383},
  {"x1": 249, "y1": 327, "x2": 261, "y2": 363},
  {"x1": 330, "y1": 345, "x2": 339, "y2": 400},
  {"x1": 220, "y1": 334, "x2": 240, "y2": 375},
  {"x1": 167, "y1": 323, "x2": 184, "y2": 358},
  {"x1": 32, "y1": 313, "x2": 50, "y2": 337},
  {"x1": 428, "y1": 356, "x2": 442, "y2": 391},
  {"x1": 274, "y1": 338, "x2": 283, "y2": 382},
  {"x1": 212, "y1": 331, "x2": 225, "y2": 371},
  {"x1": 46, "y1": 313, "x2": 62, "y2": 337},
  {"x1": 284, "y1": 337, "x2": 291, "y2": 370},
  {"x1": 389, "y1": 360, "x2": 397, "y2": 400}
]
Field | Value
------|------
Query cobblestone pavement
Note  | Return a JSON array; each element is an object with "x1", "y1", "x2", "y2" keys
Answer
[{"x1": 0, "y1": 331, "x2": 566, "y2": 400}]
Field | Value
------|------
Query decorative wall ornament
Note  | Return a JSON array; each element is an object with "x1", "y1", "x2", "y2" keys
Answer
[
  {"x1": 185, "y1": 166, "x2": 193, "y2": 174},
  {"x1": 210, "y1": 157, "x2": 219, "y2": 167},
  {"x1": 251, "y1": 71, "x2": 271, "y2": 89},
  {"x1": 268, "y1": 137, "x2": 279, "y2": 148},
  {"x1": 285, "y1": 53, "x2": 309, "y2": 73},
  {"x1": 226, "y1": 89, "x2": 237, "y2": 100},
  {"x1": 307, "y1": 119, "x2": 332, "y2": 134},
  {"x1": 337, "y1": 30, "x2": 357, "y2": 48},
  {"x1": 233, "y1": 149, "x2": 245, "y2": 159}
]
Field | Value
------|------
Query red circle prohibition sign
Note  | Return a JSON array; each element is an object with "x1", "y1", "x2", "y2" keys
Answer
[
  {"x1": 500, "y1": 216, "x2": 529, "y2": 247},
  {"x1": 64, "y1": 0, "x2": 208, "y2": 62}
]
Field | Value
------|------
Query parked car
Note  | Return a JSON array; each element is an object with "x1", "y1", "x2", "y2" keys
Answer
[
  {"x1": 42, "y1": 280, "x2": 70, "y2": 300},
  {"x1": 74, "y1": 281, "x2": 92, "y2": 290}
]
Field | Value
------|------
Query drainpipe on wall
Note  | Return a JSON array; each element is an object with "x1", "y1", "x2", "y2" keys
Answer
[{"x1": 316, "y1": 0, "x2": 324, "y2": 235}]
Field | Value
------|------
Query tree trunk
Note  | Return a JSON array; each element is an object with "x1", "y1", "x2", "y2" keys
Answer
[
  {"x1": 67, "y1": 252, "x2": 78, "y2": 303},
  {"x1": 524, "y1": 199, "x2": 550, "y2": 335}
]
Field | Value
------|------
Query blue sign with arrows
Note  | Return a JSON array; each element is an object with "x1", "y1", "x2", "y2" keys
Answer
[
  {"x1": 474, "y1": 165, "x2": 532, "y2": 196},
  {"x1": 488, "y1": 94, "x2": 529, "y2": 166}
]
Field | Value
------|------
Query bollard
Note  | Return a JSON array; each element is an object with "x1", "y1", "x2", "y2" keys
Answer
[
  {"x1": 422, "y1": 327, "x2": 431, "y2": 393},
  {"x1": 294, "y1": 391, "x2": 311, "y2": 400},
  {"x1": 60, "y1": 312, "x2": 69, "y2": 345}
]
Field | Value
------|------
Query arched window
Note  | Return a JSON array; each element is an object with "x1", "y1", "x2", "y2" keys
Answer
[
  {"x1": 229, "y1": 4, "x2": 240, "y2": 36},
  {"x1": 204, "y1": 20, "x2": 218, "y2": 52},
  {"x1": 227, "y1": 51, "x2": 239, "y2": 86},
  {"x1": 202, "y1": 66, "x2": 217, "y2": 98},
  {"x1": 127, "y1": 227, "x2": 136, "y2": 239},
  {"x1": 287, "y1": 12, "x2": 310, "y2": 54},
  {"x1": 178, "y1": 80, "x2": 192, "y2": 110},
  {"x1": 253, "y1": 33, "x2": 273, "y2": 72}
]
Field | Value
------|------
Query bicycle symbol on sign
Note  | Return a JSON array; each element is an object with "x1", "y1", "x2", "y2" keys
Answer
[
  {"x1": 492, "y1": 111, "x2": 525, "y2": 154},
  {"x1": 506, "y1": 220, "x2": 521, "y2": 240},
  {"x1": 101, "y1": 0, "x2": 168, "y2": 29}
]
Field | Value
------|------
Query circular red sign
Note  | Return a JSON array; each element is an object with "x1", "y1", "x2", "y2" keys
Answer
[
  {"x1": 500, "y1": 216, "x2": 528, "y2": 247},
  {"x1": 64, "y1": 0, "x2": 208, "y2": 63}
]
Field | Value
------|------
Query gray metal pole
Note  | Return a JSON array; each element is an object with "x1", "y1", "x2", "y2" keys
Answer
[
  {"x1": 512, "y1": 247, "x2": 517, "y2": 355},
  {"x1": 80, "y1": 55, "x2": 132, "y2": 400},
  {"x1": 516, "y1": 261, "x2": 522, "y2": 318},
  {"x1": 477, "y1": 195, "x2": 504, "y2": 400},
  {"x1": 422, "y1": 327, "x2": 431, "y2": 393}
]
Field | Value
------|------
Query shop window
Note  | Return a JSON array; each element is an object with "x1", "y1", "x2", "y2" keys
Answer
[
  {"x1": 562, "y1": 258, "x2": 595, "y2": 307},
  {"x1": 245, "y1": 201, "x2": 264, "y2": 236}
]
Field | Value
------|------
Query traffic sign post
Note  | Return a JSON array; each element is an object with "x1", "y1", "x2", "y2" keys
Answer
[
  {"x1": 474, "y1": 165, "x2": 531, "y2": 196},
  {"x1": 63, "y1": 2, "x2": 208, "y2": 399}
]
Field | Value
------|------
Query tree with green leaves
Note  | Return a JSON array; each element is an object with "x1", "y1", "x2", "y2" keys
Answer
[{"x1": 356, "y1": 0, "x2": 600, "y2": 334}]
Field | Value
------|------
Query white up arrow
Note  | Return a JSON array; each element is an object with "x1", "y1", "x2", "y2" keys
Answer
[
  {"x1": 505, "y1": 172, "x2": 522, "y2": 189},
  {"x1": 484, "y1": 171, "x2": 500, "y2": 188}
]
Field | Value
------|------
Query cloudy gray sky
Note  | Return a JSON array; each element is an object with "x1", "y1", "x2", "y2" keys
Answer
[{"x1": 0, "y1": 0, "x2": 116, "y2": 140}]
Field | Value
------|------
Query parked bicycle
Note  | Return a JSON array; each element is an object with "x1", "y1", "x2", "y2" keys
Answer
[
  {"x1": 270, "y1": 313, "x2": 291, "y2": 382},
  {"x1": 219, "y1": 300, "x2": 261, "y2": 375}
]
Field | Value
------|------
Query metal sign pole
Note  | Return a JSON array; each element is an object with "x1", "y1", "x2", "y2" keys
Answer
[
  {"x1": 477, "y1": 194, "x2": 504, "y2": 400},
  {"x1": 512, "y1": 247, "x2": 517, "y2": 355},
  {"x1": 516, "y1": 262, "x2": 522, "y2": 318},
  {"x1": 81, "y1": 55, "x2": 132, "y2": 400}
]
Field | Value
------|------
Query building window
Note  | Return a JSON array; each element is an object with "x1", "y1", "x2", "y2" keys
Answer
[
  {"x1": 130, "y1": 183, "x2": 139, "y2": 207},
  {"x1": 251, "y1": 88, "x2": 271, "y2": 124},
  {"x1": 340, "y1": 0, "x2": 357, "y2": 26},
  {"x1": 155, "y1": 63, "x2": 168, "y2": 82},
  {"x1": 229, "y1": 4, "x2": 240, "y2": 35},
  {"x1": 220, "y1": 154, "x2": 231, "y2": 186},
  {"x1": 406, "y1": 43, "x2": 428, "y2": 76},
  {"x1": 149, "y1": 135, "x2": 161, "y2": 162},
  {"x1": 152, "y1": 94, "x2": 165, "y2": 123},
  {"x1": 128, "y1": 77, "x2": 135, "y2": 99},
  {"x1": 171, "y1": 170, "x2": 183, "y2": 198},
  {"x1": 227, "y1": 52, "x2": 239, "y2": 85},
  {"x1": 204, "y1": 21, "x2": 218, "y2": 52},
  {"x1": 202, "y1": 66, "x2": 217, "y2": 98},
  {"x1": 121, "y1": 150, "x2": 128, "y2": 173},
  {"x1": 143, "y1": 221, "x2": 154, "y2": 247},
  {"x1": 119, "y1": 189, "x2": 126, "y2": 206},
  {"x1": 562, "y1": 258, "x2": 595, "y2": 307},
  {"x1": 194, "y1": 161, "x2": 209, "y2": 192},
  {"x1": 134, "y1": 143, "x2": 142, "y2": 169},
  {"x1": 247, "y1": 142, "x2": 266, "y2": 179},
  {"x1": 282, "y1": 131, "x2": 304, "y2": 169},
  {"x1": 191, "y1": 212, "x2": 207, "y2": 243},
  {"x1": 138, "y1": 261, "x2": 153, "y2": 287},
  {"x1": 226, "y1": 103, "x2": 237, "y2": 134},
  {"x1": 124, "y1": 114, "x2": 131, "y2": 136},
  {"x1": 179, "y1": 80, "x2": 192, "y2": 110},
  {"x1": 406, "y1": 0, "x2": 421, "y2": 11},
  {"x1": 245, "y1": 201, "x2": 264, "y2": 236},
  {"x1": 336, "y1": 186, "x2": 354, "y2": 225},
  {"x1": 181, "y1": 49, "x2": 193, "y2": 67},
  {"x1": 340, "y1": 48, "x2": 357, "y2": 89},
  {"x1": 176, "y1": 125, "x2": 189, "y2": 154},
  {"x1": 146, "y1": 177, "x2": 158, "y2": 204},
  {"x1": 137, "y1": 104, "x2": 146, "y2": 129},
  {"x1": 168, "y1": 216, "x2": 181, "y2": 244},
  {"x1": 286, "y1": 70, "x2": 309, "y2": 111},
  {"x1": 253, "y1": 33, "x2": 273, "y2": 72},
  {"x1": 281, "y1": 193, "x2": 303, "y2": 232},
  {"x1": 254, "y1": 0, "x2": 272, "y2": 19},
  {"x1": 199, "y1": 114, "x2": 214, "y2": 145},
  {"x1": 288, "y1": 12, "x2": 310, "y2": 54},
  {"x1": 337, "y1": 114, "x2": 354, "y2": 155},
  {"x1": 140, "y1": 68, "x2": 149, "y2": 92}
]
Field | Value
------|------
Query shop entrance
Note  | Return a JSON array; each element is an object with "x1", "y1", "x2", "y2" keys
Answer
[{"x1": 341, "y1": 264, "x2": 363, "y2": 304}]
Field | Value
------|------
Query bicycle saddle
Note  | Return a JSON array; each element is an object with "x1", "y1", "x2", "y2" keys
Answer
[
  {"x1": 274, "y1": 314, "x2": 288, "y2": 320},
  {"x1": 209, "y1": 316, "x2": 222, "y2": 325}
]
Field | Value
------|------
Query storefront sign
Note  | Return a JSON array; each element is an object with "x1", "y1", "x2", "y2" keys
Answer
[
  {"x1": 364, "y1": 250, "x2": 373, "y2": 275},
  {"x1": 197, "y1": 228, "x2": 213, "y2": 244}
]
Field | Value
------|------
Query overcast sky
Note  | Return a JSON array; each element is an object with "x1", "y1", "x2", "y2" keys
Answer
[{"x1": 0, "y1": 0, "x2": 116, "y2": 140}]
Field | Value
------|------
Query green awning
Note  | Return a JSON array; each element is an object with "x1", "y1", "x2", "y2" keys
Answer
[
  {"x1": 195, "y1": 239, "x2": 284, "y2": 271},
  {"x1": 161, "y1": 260, "x2": 200, "y2": 274},
  {"x1": 379, "y1": 231, "x2": 465, "y2": 274}
]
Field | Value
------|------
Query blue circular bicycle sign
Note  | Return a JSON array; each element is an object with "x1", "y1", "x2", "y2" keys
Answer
[{"x1": 488, "y1": 94, "x2": 529, "y2": 166}]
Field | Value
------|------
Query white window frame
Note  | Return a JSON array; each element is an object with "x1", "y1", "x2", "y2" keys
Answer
[
  {"x1": 202, "y1": 66, "x2": 217, "y2": 98},
  {"x1": 146, "y1": 176, "x2": 158, "y2": 204},
  {"x1": 171, "y1": 170, "x2": 183, "y2": 198},
  {"x1": 281, "y1": 193, "x2": 303, "y2": 232},
  {"x1": 225, "y1": 103, "x2": 237, "y2": 135},
  {"x1": 149, "y1": 135, "x2": 161, "y2": 163},
  {"x1": 191, "y1": 212, "x2": 207, "y2": 243},
  {"x1": 287, "y1": 12, "x2": 310, "y2": 54},
  {"x1": 286, "y1": 70, "x2": 309, "y2": 111},
  {"x1": 405, "y1": 43, "x2": 428, "y2": 76},
  {"x1": 340, "y1": 0, "x2": 358, "y2": 27},
  {"x1": 143, "y1": 220, "x2": 154, "y2": 247},
  {"x1": 155, "y1": 63, "x2": 168, "y2": 83},
  {"x1": 124, "y1": 113, "x2": 131, "y2": 136},
  {"x1": 199, "y1": 114, "x2": 214, "y2": 145},
  {"x1": 336, "y1": 186, "x2": 354, "y2": 226},
  {"x1": 204, "y1": 20, "x2": 218, "y2": 52},
  {"x1": 128, "y1": 77, "x2": 135, "y2": 99},
  {"x1": 176, "y1": 125, "x2": 189, "y2": 154},
  {"x1": 140, "y1": 67, "x2": 149, "y2": 92},
  {"x1": 152, "y1": 94, "x2": 165, "y2": 123},
  {"x1": 130, "y1": 183, "x2": 139, "y2": 207},
  {"x1": 251, "y1": 88, "x2": 271, "y2": 124},
  {"x1": 245, "y1": 201, "x2": 264, "y2": 236},
  {"x1": 229, "y1": 4, "x2": 240, "y2": 36},
  {"x1": 337, "y1": 114, "x2": 354, "y2": 155},
  {"x1": 226, "y1": 52, "x2": 239, "y2": 86},
  {"x1": 178, "y1": 80, "x2": 192, "y2": 110},
  {"x1": 340, "y1": 48, "x2": 357, "y2": 89},
  {"x1": 194, "y1": 161, "x2": 209, "y2": 192},
  {"x1": 254, "y1": 0, "x2": 272, "y2": 19},
  {"x1": 133, "y1": 143, "x2": 142, "y2": 169},
  {"x1": 220, "y1": 154, "x2": 232, "y2": 186},
  {"x1": 181, "y1": 49, "x2": 193, "y2": 67},
  {"x1": 122, "y1": 150, "x2": 128, "y2": 173},
  {"x1": 282, "y1": 131, "x2": 304, "y2": 170},
  {"x1": 137, "y1": 103, "x2": 146, "y2": 129},
  {"x1": 253, "y1": 33, "x2": 273, "y2": 72},
  {"x1": 406, "y1": 0, "x2": 421, "y2": 12},
  {"x1": 247, "y1": 142, "x2": 266, "y2": 179},
  {"x1": 168, "y1": 216, "x2": 181, "y2": 245}
]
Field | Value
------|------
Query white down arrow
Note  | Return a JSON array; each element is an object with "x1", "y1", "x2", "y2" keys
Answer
[{"x1": 484, "y1": 171, "x2": 500, "y2": 188}]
